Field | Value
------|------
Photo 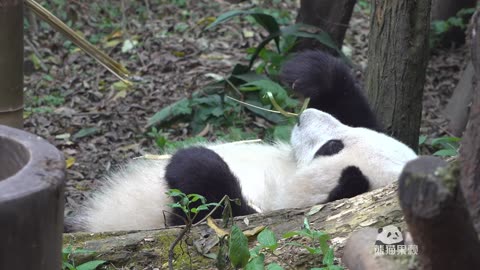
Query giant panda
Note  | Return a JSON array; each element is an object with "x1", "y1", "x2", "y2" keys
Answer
[{"x1": 68, "y1": 51, "x2": 417, "y2": 232}]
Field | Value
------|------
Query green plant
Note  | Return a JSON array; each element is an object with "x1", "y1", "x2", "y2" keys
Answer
[
  {"x1": 430, "y1": 8, "x2": 476, "y2": 48},
  {"x1": 24, "y1": 92, "x2": 66, "y2": 116},
  {"x1": 225, "y1": 218, "x2": 343, "y2": 270},
  {"x1": 62, "y1": 246, "x2": 106, "y2": 270},
  {"x1": 147, "y1": 8, "x2": 348, "y2": 141},
  {"x1": 418, "y1": 135, "x2": 460, "y2": 157},
  {"x1": 167, "y1": 189, "x2": 221, "y2": 224},
  {"x1": 166, "y1": 189, "x2": 233, "y2": 270},
  {"x1": 356, "y1": 0, "x2": 371, "y2": 12}
]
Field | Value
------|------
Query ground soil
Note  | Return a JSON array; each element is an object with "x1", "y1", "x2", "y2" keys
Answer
[{"x1": 22, "y1": 1, "x2": 468, "y2": 218}]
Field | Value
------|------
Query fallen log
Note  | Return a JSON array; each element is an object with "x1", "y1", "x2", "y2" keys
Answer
[{"x1": 64, "y1": 183, "x2": 404, "y2": 269}]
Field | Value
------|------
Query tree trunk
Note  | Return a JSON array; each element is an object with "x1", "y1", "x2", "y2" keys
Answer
[
  {"x1": 294, "y1": 0, "x2": 356, "y2": 53},
  {"x1": 365, "y1": 0, "x2": 432, "y2": 151},
  {"x1": 0, "y1": 0, "x2": 24, "y2": 128},
  {"x1": 460, "y1": 10, "x2": 480, "y2": 232},
  {"x1": 63, "y1": 184, "x2": 405, "y2": 269}
]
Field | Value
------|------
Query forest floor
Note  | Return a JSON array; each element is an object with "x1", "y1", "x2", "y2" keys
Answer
[{"x1": 22, "y1": 1, "x2": 468, "y2": 218}]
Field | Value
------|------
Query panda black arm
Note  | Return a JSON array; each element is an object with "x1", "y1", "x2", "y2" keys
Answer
[
  {"x1": 165, "y1": 147, "x2": 257, "y2": 225},
  {"x1": 280, "y1": 50, "x2": 381, "y2": 131},
  {"x1": 326, "y1": 166, "x2": 370, "y2": 202}
]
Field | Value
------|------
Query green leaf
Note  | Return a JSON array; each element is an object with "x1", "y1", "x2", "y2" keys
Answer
[
  {"x1": 303, "y1": 217, "x2": 311, "y2": 230},
  {"x1": 205, "y1": 10, "x2": 247, "y2": 30},
  {"x1": 229, "y1": 225, "x2": 250, "y2": 268},
  {"x1": 322, "y1": 248, "x2": 335, "y2": 266},
  {"x1": 112, "y1": 80, "x2": 130, "y2": 91},
  {"x1": 249, "y1": 245, "x2": 262, "y2": 257},
  {"x1": 430, "y1": 136, "x2": 460, "y2": 146},
  {"x1": 257, "y1": 228, "x2": 278, "y2": 251},
  {"x1": 250, "y1": 13, "x2": 280, "y2": 36},
  {"x1": 433, "y1": 149, "x2": 458, "y2": 157},
  {"x1": 241, "y1": 80, "x2": 288, "y2": 105},
  {"x1": 273, "y1": 125, "x2": 292, "y2": 141},
  {"x1": 418, "y1": 135, "x2": 427, "y2": 145},
  {"x1": 76, "y1": 260, "x2": 106, "y2": 270},
  {"x1": 266, "y1": 263, "x2": 284, "y2": 270},
  {"x1": 166, "y1": 189, "x2": 185, "y2": 198},
  {"x1": 327, "y1": 266, "x2": 344, "y2": 270},
  {"x1": 62, "y1": 261, "x2": 76, "y2": 270},
  {"x1": 231, "y1": 72, "x2": 268, "y2": 83},
  {"x1": 245, "y1": 253, "x2": 265, "y2": 270},
  {"x1": 206, "y1": 10, "x2": 280, "y2": 39},
  {"x1": 283, "y1": 229, "x2": 311, "y2": 239},
  {"x1": 72, "y1": 127, "x2": 99, "y2": 140},
  {"x1": 187, "y1": 194, "x2": 206, "y2": 204},
  {"x1": 147, "y1": 98, "x2": 192, "y2": 127},
  {"x1": 167, "y1": 202, "x2": 182, "y2": 209}
]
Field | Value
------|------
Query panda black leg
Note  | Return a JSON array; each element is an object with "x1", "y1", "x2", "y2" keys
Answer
[
  {"x1": 165, "y1": 147, "x2": 257, "y2": 226},
  {"x1": 326, "y1": 166, "x2": 370, "y2": 202},
  {"x1": 280, "y1": 50, "x2": 381, "y2": 131}
]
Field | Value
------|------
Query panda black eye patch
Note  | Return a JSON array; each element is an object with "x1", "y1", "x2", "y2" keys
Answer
[{"x1": 314, "y1": 139, "x2": 344, "y2": 157}]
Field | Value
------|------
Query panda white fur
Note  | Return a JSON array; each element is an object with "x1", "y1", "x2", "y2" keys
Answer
[{"x1": 68, "y1": 51, "x2": 418, "y2": 232}]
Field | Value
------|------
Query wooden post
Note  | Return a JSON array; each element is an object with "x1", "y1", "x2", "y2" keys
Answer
[
  {"x1": 365, "y1": 0, "x2": 431, "y2": 150},
  {"x1": 398, "y1": 156, "x2": 480, "y2": 270},
  {"x1": 0, "y1": 125, "x2": 65, "y2": 270},
  {"x1": 0, "y1": 0, "x2": 24, "y2": 128}
]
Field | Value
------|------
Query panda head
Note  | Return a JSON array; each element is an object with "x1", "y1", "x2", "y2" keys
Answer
[
  {"x1": 376, "y1": 225, "x2": 404, "y2": 245},
  {"x1": 289, "y1": 109, "x2": 417, "y2": 202}
]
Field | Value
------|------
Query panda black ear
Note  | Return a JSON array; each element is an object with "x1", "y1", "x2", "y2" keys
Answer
[
  {"x1": 398, "y1": 227, "x2": 402, "y2": 232},
  {"x1": 378, "y1": 228, "x2": 383, "y2": 233}
]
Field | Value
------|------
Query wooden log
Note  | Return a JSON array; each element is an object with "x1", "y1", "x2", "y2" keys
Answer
[
  {"x1": 63, "y1": 183, "x2": 405, "y2": 269},
  {"x1": 460, "y1": 10, "x2": 480, "y2": 232},
  {"x1": 399, "y1": 156, "x2": 480, "y2": 270},
  {"x1": 0, "y1": 125, "x2": 65, "y2": 269}
]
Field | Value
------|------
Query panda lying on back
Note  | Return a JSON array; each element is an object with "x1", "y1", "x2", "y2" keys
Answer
[{"x1": 69, "y1": 51, "x2": 417, "y2": 232}]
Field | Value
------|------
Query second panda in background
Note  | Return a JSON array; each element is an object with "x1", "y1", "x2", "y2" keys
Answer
[{"x1": 68, "y1": 51, "x2": 417, "y2": 232}]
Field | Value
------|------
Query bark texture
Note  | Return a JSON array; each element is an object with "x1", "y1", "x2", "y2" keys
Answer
[
  {"x1": 365, "y1": 0, "x2": 431, "y2": 150},
  {"x1": 399, "y1": 157, "x2": 480, "y2": 270},
  {"x1": 460, "y1": 11, "x2": 480, "y2": 232},
  {"x1": 64, "y1": 184, "x2": 405, "y2": 269},
  {"x1": 0, "y1": 0, "x2": 24, "y2": 128},
  {"x1": 294, "y1": 0, "x2": 356, "y2": 52}
]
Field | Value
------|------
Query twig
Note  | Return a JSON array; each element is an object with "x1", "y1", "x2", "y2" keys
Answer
[{"x1": 169, "y1": 223, "x2": 191, "y2": 270}]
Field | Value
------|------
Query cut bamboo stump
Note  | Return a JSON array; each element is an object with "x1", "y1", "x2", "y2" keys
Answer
[{"x1": 0, "y1": 125, "x2": 65, "y2": 269}]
